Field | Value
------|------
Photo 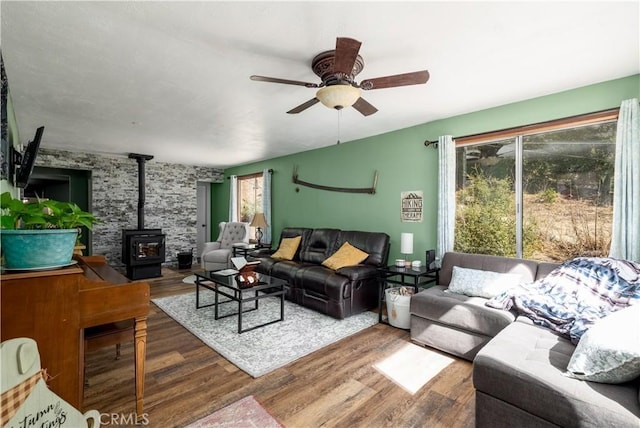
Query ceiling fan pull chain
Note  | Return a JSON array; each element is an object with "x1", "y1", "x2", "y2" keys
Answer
[{"x1": 337, "y1": 110, "x2": 342, "y2": 145}]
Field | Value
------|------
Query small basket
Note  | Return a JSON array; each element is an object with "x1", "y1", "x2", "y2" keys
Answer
[
  {"x1": 385, "y1": 286, "x2": 415, "y2": 329},
  {"x1": 234, "y1": 265, "x2": 259, "y2": 289}
]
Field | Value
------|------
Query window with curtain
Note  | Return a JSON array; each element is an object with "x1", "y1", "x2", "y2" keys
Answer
[
  {"x1": 454, "y1": 111, "x2": 617, "y2": 262},
  {"x1": 237, "y1": 172, "x2": 263, "y2": 239}
]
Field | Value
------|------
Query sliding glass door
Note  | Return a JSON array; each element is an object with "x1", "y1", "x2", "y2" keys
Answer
[
  {"x1": 454, "y1": 120, "x2": 616, "y2": 262},
  {"x1": 521, "y1": 122, "x2": 616, "y2": 261}
]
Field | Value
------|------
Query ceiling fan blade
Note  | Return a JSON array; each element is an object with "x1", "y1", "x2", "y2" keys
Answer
[
  {"x1": 287, "y1": 98, "x2": 320, "y2": 114},
  {"x1": 360, "y1": 70, "x2": 430, "y2": 90},
  {"x1": 352, "y1": 97, "x2": 378, "y2": 116},
  {"x1": 250, "y1": 75, "x2": 319, "y2": 88},
  {"x1": 333, "y1": 37, "x2": 362, "y2": 76}
]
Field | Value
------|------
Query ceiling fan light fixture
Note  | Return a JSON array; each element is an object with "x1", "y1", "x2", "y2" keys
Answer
[{"x1": 316, "y1": 85, "x2": 361, "y2": 110}]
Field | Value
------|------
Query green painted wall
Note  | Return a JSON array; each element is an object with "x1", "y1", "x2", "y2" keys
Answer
[{"x1": 216, "y1": 74, "x2": 639, "y2": 262}]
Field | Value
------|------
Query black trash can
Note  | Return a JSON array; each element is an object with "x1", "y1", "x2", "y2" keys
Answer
[{"x1": 177, "y1": 250, "x2": 193, "y2": 270}]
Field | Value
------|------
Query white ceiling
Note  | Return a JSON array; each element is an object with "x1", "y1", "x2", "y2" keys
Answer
[{"x1": 2, "y1": 1, "x2": 638, "y2": 169}]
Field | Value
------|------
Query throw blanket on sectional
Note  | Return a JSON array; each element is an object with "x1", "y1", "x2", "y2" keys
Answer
[{"x1": 486, "y1": 257, "x2": 640, "y2": 344}]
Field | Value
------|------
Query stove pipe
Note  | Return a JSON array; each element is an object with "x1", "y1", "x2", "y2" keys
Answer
[{"x1": 128, "y1": 153, "x2": 154, "y2": 230}]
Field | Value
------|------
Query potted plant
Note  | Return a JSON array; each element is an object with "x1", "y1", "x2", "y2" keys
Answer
[{"x1": 0, "y1": 191, "x2": 100, "y2": 269}]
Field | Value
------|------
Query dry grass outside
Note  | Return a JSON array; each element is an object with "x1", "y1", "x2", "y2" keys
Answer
[{"x1": 524, "y1": 194, "x2": 612, "y2": 262}]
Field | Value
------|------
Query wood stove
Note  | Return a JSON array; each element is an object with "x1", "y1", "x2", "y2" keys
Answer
[
  {"x1": 122, "y1": 153, "x2": 165, "y2": 280},
  {"x1": 122, "y1": 228, "x2": 165, "y2": 280}
]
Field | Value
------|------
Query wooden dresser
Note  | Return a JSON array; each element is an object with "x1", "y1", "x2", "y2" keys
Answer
[{"x1": 0, "y1": 255, "x2": 150, "y2": 417}]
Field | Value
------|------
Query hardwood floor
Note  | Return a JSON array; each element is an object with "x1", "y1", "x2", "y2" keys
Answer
[{"x1": 83, "y1": 269, "x2": 475, "y2": 427}]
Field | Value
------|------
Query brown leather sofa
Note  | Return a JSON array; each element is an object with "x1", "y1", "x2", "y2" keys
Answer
[{"x1": 252, "y1": 227, "x2": 390, "y2": 319}]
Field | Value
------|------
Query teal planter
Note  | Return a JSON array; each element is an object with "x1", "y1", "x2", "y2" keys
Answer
[{"x1": 1, "y1": 229, "x2": 78, "y2": 269}]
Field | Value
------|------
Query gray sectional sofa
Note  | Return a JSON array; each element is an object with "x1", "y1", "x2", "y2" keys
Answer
[
  {"x1": 410, "y1": 252, "x2": 640, "y2": 427},
  {"x1": 410, "y1": 251, "x2": 558, "y2": 360},
  {"x1": 474, "y1": 316, "x2": 640, "y2": 427}
]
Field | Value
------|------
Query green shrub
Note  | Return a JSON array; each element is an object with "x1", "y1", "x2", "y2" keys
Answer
[
  {"x1": 537, "y1": 188, "x2": 559, "y2": 204},
  {"x1": 454, "y1": 173, "x2": 540, "y2": 258}
]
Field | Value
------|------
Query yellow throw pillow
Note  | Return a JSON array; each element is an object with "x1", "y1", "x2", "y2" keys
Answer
[
  {"x1": 322, "y1": 242, "x2": 369, "y2": 270},
  {"x1": 271, "y1": 236, "x2": 302, "y2": 260}
]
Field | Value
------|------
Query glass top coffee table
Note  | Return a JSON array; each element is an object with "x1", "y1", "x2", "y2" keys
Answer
[{"x1": 194, "y1": 271, "x2": 286, "y2": 333}]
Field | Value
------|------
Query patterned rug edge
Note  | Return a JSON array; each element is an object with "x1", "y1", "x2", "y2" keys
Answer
[
  {"x1": 152, "y1": 296, "x2": 264, "y2": 377},
  {"x1": 152, "y1": 292, "x2": 378, "y2": 378}
]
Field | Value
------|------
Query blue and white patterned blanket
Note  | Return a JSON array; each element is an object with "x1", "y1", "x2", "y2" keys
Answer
[{"x1": 486, "y1": 257, "x2": 640, "y2": 344}]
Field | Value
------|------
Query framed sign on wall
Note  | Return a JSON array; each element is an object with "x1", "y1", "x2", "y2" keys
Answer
[{"x1": 401, "y1": 191, "x2": 423, "y2": 222}]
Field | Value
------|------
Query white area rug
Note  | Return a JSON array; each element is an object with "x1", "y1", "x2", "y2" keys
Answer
[
  {"x1": 182, "y1": 275, "x2": 196, "y2": 284},
  {"x1": 373, "y1": 342, "x2": 455, "y2": 394},
  {"x1": 152, "y1": 291, "x2": 378, "y2": 377}
]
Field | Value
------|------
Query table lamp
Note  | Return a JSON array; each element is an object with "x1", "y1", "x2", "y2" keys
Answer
[
  {"x1": 250, "y1": 213, "x2": 268, "y2": 246},
  {"x1": 400, "y1": 233, "x2": 414, "y2": 268}
]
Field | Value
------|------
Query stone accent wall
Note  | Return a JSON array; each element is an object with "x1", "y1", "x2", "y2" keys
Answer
[{"x1": 35, "y1": 148, "x2": 223, "y2": 270}]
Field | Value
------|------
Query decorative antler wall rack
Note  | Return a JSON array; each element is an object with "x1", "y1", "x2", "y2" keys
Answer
[{"x1": 292, "y1": 165, "x2": 378, "y2": 194}]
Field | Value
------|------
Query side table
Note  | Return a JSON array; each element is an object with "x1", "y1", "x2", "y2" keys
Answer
[
  {"x1": 232, "y1": 243, "x2": 271, "y2": 258},
  {"x1": 378, "y1": 265, "x2": 440, "y2": 324}
]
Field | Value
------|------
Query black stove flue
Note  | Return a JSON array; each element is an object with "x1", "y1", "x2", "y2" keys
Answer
[{"x1": 122, "y1": 153, "x2": 165, "y2": 280}]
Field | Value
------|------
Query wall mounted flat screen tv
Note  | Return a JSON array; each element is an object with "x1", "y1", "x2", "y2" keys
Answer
[{"x1": 13, "y1": 126, "x2": 44, "y2": 188}]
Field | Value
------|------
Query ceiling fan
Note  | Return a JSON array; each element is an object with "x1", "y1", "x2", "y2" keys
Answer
[{"x1": 250, "y1": 37, "x2": 430, "y2": 116}]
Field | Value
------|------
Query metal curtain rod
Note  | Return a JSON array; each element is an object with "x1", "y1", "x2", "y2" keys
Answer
[
  {"x1": 424, "y1": 140, "x2": 438, "y2": 148},
  {"x1": 423, "y1": 108, "x2": 619, "y2": 149},
  {"x1": 227, "y1": 169, "x2": 273, "y2": 180}
]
